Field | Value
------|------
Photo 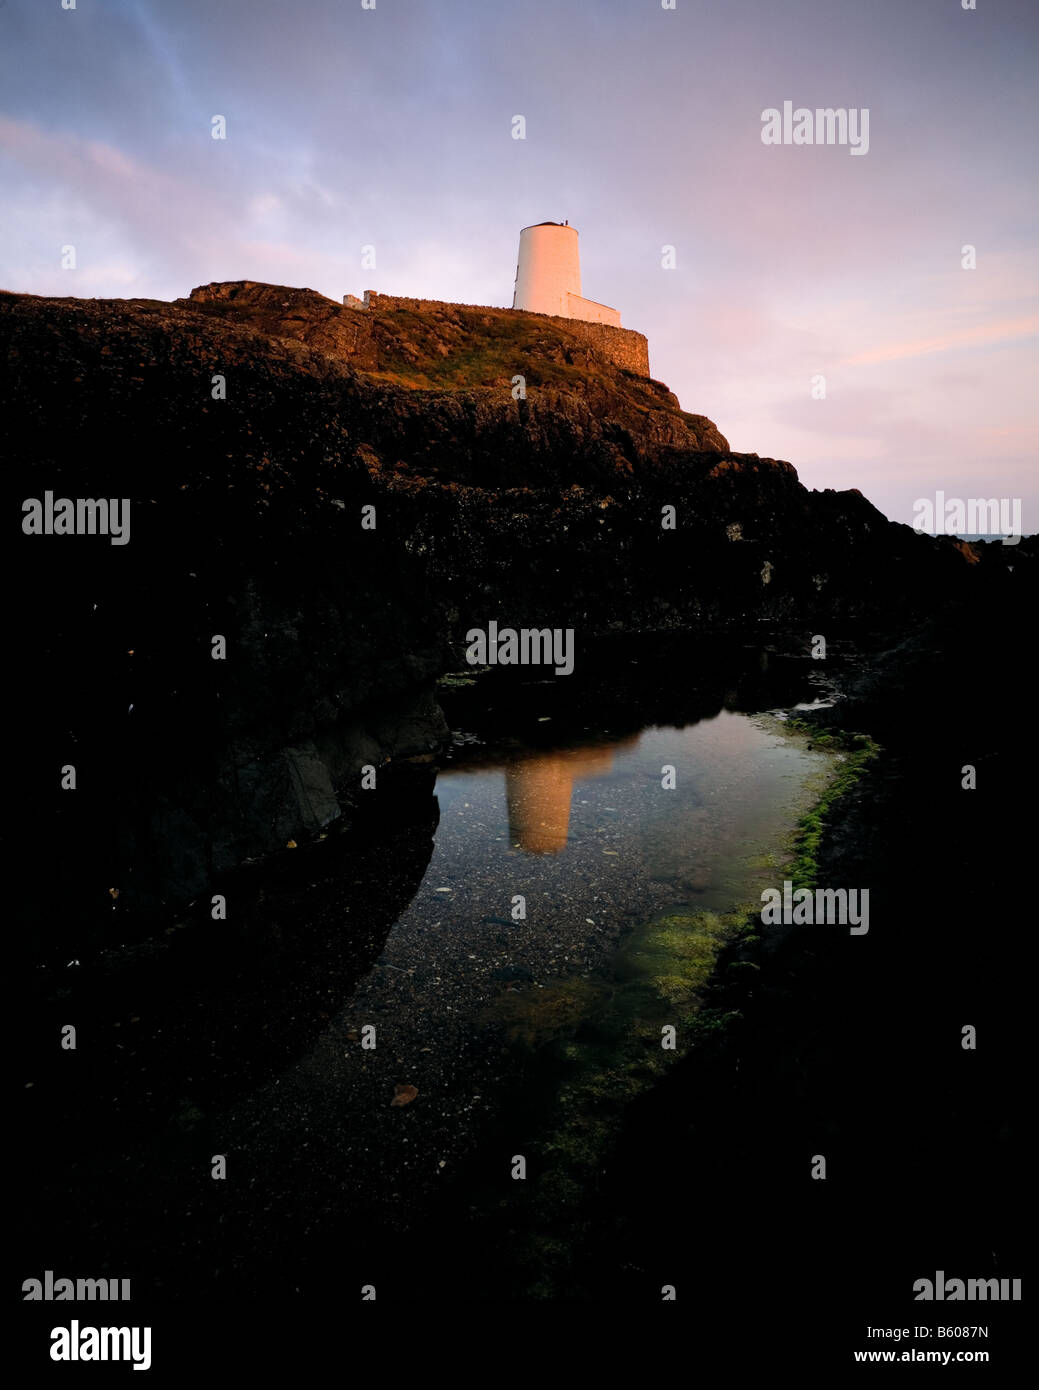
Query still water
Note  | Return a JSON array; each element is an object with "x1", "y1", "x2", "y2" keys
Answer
[
  {"x1": 210, "y1": 707, "x2": 835, "y2": 1292},
  {"x1": 23, "y1": 687, "x2": 839, "y2": 1300}
]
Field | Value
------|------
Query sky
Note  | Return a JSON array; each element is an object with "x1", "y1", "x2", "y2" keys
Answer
[{"x1": 2, "y1": 0, "x2": 1036, "y2": 529}]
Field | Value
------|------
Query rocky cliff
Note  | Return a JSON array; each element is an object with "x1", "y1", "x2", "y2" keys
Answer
[{"x1": 4, "y1": 281, "x2": 1026, "y2": 943}]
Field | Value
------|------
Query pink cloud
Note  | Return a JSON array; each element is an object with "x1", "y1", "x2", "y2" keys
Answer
[{"x1": 842, "y1": 315, "x2": 1039, "y2": 366}]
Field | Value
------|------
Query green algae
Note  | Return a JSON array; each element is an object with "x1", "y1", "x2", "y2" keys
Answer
[
  {"x1": 494, "y1": 906, "x2": 754, "y2": 1294},
  {"x1": 783, "y1": 725, "x2": 880, "y2": 888},
  {"x1": 487, "y1": 975, "x2": 609, "y2": 1049},
  {"x1": 436, "y1": 671, "x2": 480, "y2": 689},
  {"x1": 614, "y1": 909, "x2": 740, "y2": 1003},
  {"x1": 481, "y1": 716, "x2": 879, "y2": 1296}
]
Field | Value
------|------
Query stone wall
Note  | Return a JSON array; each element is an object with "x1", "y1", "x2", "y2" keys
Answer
[
  {"x1": 563, "y1": 314, "x2": 648, "y2": 375},
  {"x1": 566, "y1": 292, "x2": 622, "y2": 329},
  {"x1": 351, "y1": 291, "x2": 650, "y2": 376}
]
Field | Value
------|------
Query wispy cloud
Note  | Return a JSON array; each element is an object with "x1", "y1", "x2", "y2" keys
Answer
[{"x1": 843, "y1": 315, "x2": 1039, "y2": 366}]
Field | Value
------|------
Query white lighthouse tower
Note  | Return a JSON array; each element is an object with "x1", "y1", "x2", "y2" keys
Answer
[{"x1": 512, "y1": 222, "x2": 622, "y2": 328}]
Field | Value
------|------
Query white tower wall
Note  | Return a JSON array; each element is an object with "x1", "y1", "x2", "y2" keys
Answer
[{"x1": 513, "y1": 223, "x2": 581, "y2": 318}]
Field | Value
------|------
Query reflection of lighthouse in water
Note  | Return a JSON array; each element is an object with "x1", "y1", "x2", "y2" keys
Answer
[{"x1": 504, "y1": 740, "x2": 637, "y2": 854}]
